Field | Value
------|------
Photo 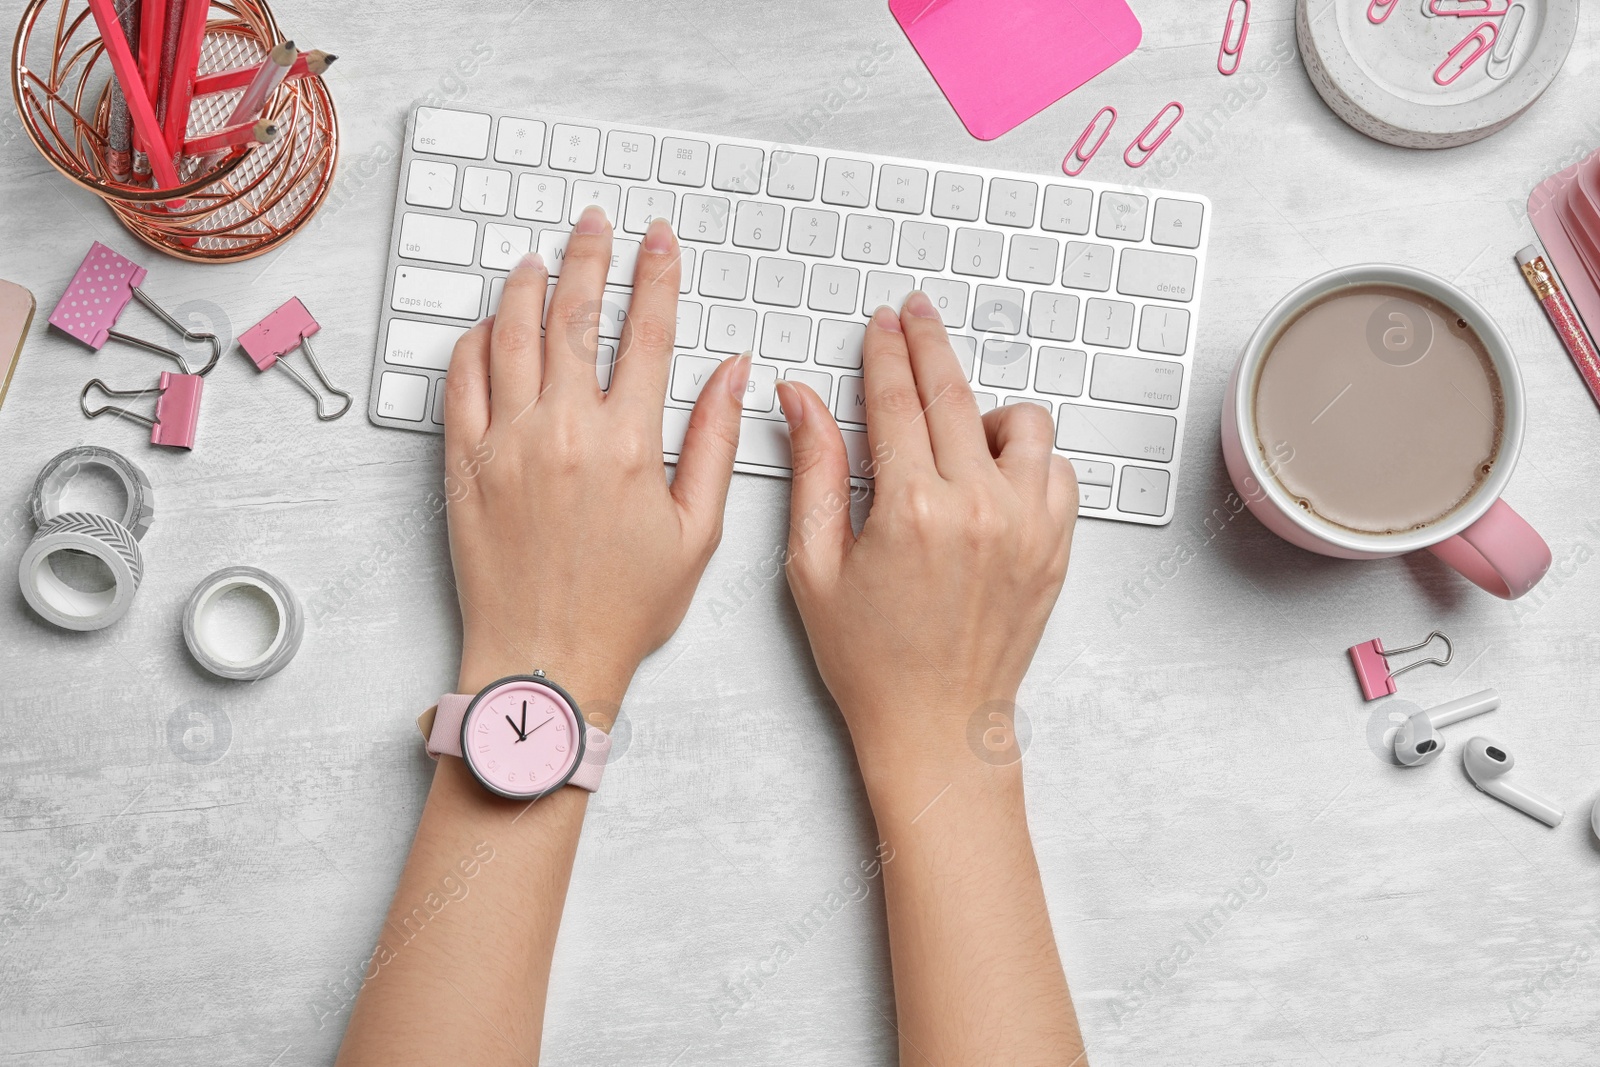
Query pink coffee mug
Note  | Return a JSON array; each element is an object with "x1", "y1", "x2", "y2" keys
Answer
[{"x1": 1221, "y1": 264, "x2": 1551, "y2": 600}]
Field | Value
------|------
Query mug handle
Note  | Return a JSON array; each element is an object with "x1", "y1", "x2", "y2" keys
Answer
[{"x1": 1426, "y1": 499, "x2": 1552, "y2": 600}]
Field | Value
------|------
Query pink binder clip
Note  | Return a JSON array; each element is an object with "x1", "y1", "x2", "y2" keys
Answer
[
  {"x1": 1429, "y1": 0, "x2": 1510, "y2": 15},
  {"x1": 80, "y1": 372, "x2": 205, "y2": 450},
  {"x1": 1063, "y1": 107, "x2": 1117, "y2": 177},
  {"x1": 238, "y1": 297, "x2": 353, "y2": 420},
  {"x1": 48, "y1": 242, "x2": 219, "y2": 375},
  {"x1": 1367, "y1": 0, "x2": 1401, "y2": 23},
  {"x1": 1124, "y1": 102, "x2": 1183, "y2": 169},
  {"x1": 1218, "y1": 0, "x2": 1250, "y2": 76},
  {"x1": 1435, "y1": 21, "x2": 1498, "y2": 85},
  {"x1": 1348, "y1": 630, "x2": 1454, "y2": 701}
]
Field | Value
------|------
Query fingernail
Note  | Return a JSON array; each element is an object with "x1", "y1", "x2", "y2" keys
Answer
[
  {"x1": 643, "y1": 216, "x2": 675, "y2": 253},
  {"x1": 727, "y1": 354, "x2": 752, "y2": 401},
  {"x1": 777, "y1": 380, "x2": 805, "y2": 429},
  {"x1": 514, "y1": 252, "x2": 545, "y2": 274},
  {"x1": 903, "y1": 290, "x2": 939, "y2": 319},
  {"x1": 870, "y1": 305, "x2": 902, "y2": 333},
  {"x1": 574, "y1": 205, "x2": 610, "y2": 234}
]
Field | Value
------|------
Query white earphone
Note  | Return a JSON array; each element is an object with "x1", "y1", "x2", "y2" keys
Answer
[
  {"x1": 1462, "y1": 737, "x2": 1564, "y2": 827},
  {"x1": 1394, "y1": 689, "x2": 1499, "y2": 766}
]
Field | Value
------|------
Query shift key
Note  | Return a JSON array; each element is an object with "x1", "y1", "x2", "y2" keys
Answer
[
  {"x1": 392, "y1": 266, "x2": 484, "y2": 320},
  {"x1": 1056, "y1": 404, "x2": 1176, "y2": 463}
]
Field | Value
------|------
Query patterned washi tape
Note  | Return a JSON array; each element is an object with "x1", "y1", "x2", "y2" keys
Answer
[
  {"x1": 18, "y1": 511, "x2": 144, "y2": 630},
  {"x1": 182, "y1": 566, "x2": 305, "y2": 681},
  {"x1": 30, "y1": 446, "x2": 155, "y2": 541}
]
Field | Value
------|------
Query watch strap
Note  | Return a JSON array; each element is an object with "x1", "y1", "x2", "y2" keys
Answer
[
  {"x1": 423, "y1": 693, "x2": 474, "y2": 759},
  {"x1": 420, "y1": 692, "x2": 610, "y2": 792}
]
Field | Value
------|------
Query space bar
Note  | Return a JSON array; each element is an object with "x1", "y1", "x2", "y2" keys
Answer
[{"x1": 661, "y1": 409, "x2": 794, "y2": 471}]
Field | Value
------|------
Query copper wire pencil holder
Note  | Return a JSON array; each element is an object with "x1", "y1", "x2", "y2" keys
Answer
[{"x1": 11, "y1": 0, "x2": 339, "y2": 262}]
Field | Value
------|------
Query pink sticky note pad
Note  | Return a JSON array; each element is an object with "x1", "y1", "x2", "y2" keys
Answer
[{"x1": 890, "y1": 0, "x2": 1142, "y2": 141}]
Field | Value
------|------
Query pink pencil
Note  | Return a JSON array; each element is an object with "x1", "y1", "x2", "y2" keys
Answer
[{"x1": 86, "y1": 0, "x2": 180, "y2": 188}]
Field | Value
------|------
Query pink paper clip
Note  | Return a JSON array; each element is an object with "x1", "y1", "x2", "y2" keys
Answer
[
  {"x1": 1218, "y1": 0, "x2": 1250, "y2": 76},
  {"x1": 80, "y1": 372, "x2": 205, "y2": 450},
  {"x1": 1367, "y1": 0, "x2": 1401, "y2": 23},
  {"x1": 1435, "y1": 21, "x2": 1498, "y2": 86},
  {"x1": 1124, "y1": 102, "x2": 1184, "y2": 169},
  {"x1": 48, "y1": 242, "x2": 219, "y2": 375},
  {"x1": 1063, "y1": 107, "x2": 1117, "y2": 177},
  {"x1": 1429, "y1": 0, "x2": 1510, "y2": 15},
  {"x1": 1348, "y1": 630, "x2": 1453, "y2": 701},
  {"x1": 238, "y1": 297, "x2": 353, "y2": 420}
]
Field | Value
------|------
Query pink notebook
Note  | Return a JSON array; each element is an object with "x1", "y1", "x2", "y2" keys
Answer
[
  {"x1": 1530, "y1": 147, "x2": 1600, "y2": 344},
  {"x1": 890, "y1": 0, "x2": 1142, "y2": 141}
]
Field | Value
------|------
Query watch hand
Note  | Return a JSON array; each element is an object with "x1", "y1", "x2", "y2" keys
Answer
[
  {"x1": 520, "y1": 701, "x2": 528, "y2": 734},
  {"x1": 505, "y1": 714, "x2": 528, "y2": 742},
  {"x1": 526, "y1": 716, "x2": 555, "y2": 736}
]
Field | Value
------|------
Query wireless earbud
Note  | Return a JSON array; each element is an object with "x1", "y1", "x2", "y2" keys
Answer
[
  {"x1": 1394, "y1": 689, "x2": 1500, "y2": 766},
  {"x1": 1462, "y1": 737, "x2": 1564, "y2": 827}
]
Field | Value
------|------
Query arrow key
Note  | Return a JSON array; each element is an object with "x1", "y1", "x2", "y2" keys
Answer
[{"x1": 1117, "y1": 465, "x2": 1170, "y2": 517}]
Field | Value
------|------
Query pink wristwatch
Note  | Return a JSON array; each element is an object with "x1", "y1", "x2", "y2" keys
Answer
[{"x1": 419, "y1": 671, "x2": 610, "y2": 800}]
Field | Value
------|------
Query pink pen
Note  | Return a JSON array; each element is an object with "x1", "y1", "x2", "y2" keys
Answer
[{"x1": 1517, "y1": 246, "x2": 1600, "y2": 412}]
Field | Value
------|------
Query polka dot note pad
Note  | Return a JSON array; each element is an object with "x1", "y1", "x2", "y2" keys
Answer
[{"x1": 49, "y1": 242, "x2": 148, "y2": 350}]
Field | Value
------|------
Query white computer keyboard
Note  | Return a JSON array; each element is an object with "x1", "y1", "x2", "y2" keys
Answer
[{"x1": 369, "y1": 105, "x2": 1211, "y2": 526}]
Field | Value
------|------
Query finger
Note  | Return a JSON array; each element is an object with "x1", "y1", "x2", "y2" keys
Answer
[
  {"x1": 543, "y1": 205, "x2": 613, "y2": 398},
  {"x1": 487, "y1": 255, "x2": 549, "y2": 423},
  {"x1": 861, "y1": 305, "x2": 935, "y2": 486},
  {"x1": 981, "y1": 403, "x2": 1055, "y2": 499},
  {"x1": 608, "y1": 218, "x2": 680, "y2": 417},
  {"x1": 672, "y1": 355, "x2": 749, "y2": 535},
  {"x1": 1046, "y1": 454, "x2": 1079, "y2": 528},
  {"x1": 900, "y1": 290, "x2": 990, "y2": 478},
  {"x1": 778, "y1": 380, "x2": 853, "y2": 578},
  {"x1": 444, "y1": 318, "x2": 492, "y2": 451}
]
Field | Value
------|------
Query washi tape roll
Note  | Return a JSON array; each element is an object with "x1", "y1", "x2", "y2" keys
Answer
[
  {"x1": 30, "y1": 446, "x2": 155, "y2": 541},
  {"x1": 1297, "y1": 0, "x2": 1577, "y2": 148},
  {"x1": 18, "y1": 511, "x2": 144, "y2": 630},
  {"x1": 182, "y1": 566, "x2": 304, "y2": 680}
]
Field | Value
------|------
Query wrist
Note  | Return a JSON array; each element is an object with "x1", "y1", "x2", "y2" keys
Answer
[{"x1": 456, "y1": 645, "x2": 637, "y2": 730}]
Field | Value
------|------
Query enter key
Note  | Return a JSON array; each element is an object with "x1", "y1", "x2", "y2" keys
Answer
[{"x1": 1090, "y1": 353, "x2": 1184, "y2": 410}]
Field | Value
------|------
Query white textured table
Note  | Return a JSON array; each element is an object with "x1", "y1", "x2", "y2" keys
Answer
[{"x1": 4, "y1": 2, "x2": 1600, "y2": 1064}]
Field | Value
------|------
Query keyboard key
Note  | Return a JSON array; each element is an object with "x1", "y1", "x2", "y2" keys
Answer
[
  {"x1": 1034, "y1": 347, "x2": 1086, "y2": 396},
  {"x1": 595, "y1": 343, "x2": 617, "y2": 391},
  {"x1": 663, "y1": 406, "x2": 691, "y2": 456},
  {"x1": 1027, "y1": 293, "x2": 1079, "y2": 342},
  {"x1": 788, "y1": 208, "x2": 840, "y2": 257},
  {"x1": 761, "y1": 312, "x2": 812, "y2": 360},
  {"x1": 1118, "y1": 465, "x2": 1170, "y2": 515},
  {"x1": 920, "y1": 278, "x2": 969, "y2": 327},
  {"x1": 706, "y1": 305, "x2": 757, "y2": 352},
  {"x1": 1096, "y1": 191, "x2": 1148, "y2": 241},
  {"x1": 877, "y1": 165, "x2": 929, "y2": 214},
  {"x1": 768, "y1": 151, "x2": 820, "y2": 200},
  {"x1": 550, "y1": 123, "x2": 601, "y2": 172},
  {"x1": 973, "y1": 391, "x2": 998, "y2": 414},
  {"x1": 737, "y1": 416, "x2": 793, "y2": 468},
  {"x1": 931, "y1": 170, "x2": 982, "y2": 221},
  {"x1": 1061, "y1": 242, "x2": 1113, "y2": 291},
  {"x1": 659, "y1": 137, "x2": 710, "y2": 186},
  {"x1": 406, "y1": 159, "x2": 456, "y2": 208},
  {"x1": 1071, "y1": 458, "x2": 1114, "y2": 485},
  {"x1": 597, "y1": 289, "x2": 631, "y2": 339},
  {"x1": 1005, "y1": 396, "x2": 1052, "y2": 414},
  {"x1": 949, "y1": 335, "x2": 977, "y2": 379},
  {"x1": 385, "y1": 319, "x2": 468, "y2": 371},
  {"x1": 1138, "y1": 306, "x2": 1191, "y2": 356},
  {"x1": 842, "y1": 215, "x2": 893, "y2": 264},
  {"x1": 1083, "y1": 298, "x2": 1135, "y2": 348},
  {"x1": 1091, "y1": 353, "x2": 1183, "y2": 409},
  {"x1": 863, "y1": 271, "x2": 914, "y2": 314},
  {"x1": 677, "y1": 247, "x2": 695, "y2": 294},
  {"x1": 432, "y1": 382, "x2": 446, "y2": 425},
  {"x1": 414, "y1": 107, "x2": 490, "y2": 159},
  {"x1": 607, "y1": 239, "x2": 641, "y2": 287},
  {"x1": 809, "y1": 265, "x2": 860, "y2": 314},
  {"x1": 1152, "y1": 198, "x2": 1204, "y2": 249},
  {"x1": 897, "y1": 221, "x2": 949, "y2": 271},
  {"x1": 1080, "y1": 483, "x2": 1112, "y2": 509},
  {"x1": 461, "y1": 167, "x2": 510, "y2": 215},
  {"x1": 494, "y1": 117, "x2": 545, "y2": 166},
  {"x1": 951, "y1": 228, "x2": 1003, "y2": 278},
  {"x1": 733, "y1": 201, "x2": 785, "y2": 250},
  {"x1": 1007, "y1": 235, "x2": 1060, "y2": 284},
  {"x1": 603, "y1": 130, "x2": 655, "y2": 180},
  {"x1": 670, "y1": 354, "x2": 722, "y2": 403},
  {"x1": 378, "y1": 371, "x2": 431, "y2": 421},
  {"x1": 488, "y1": 277, "x2": 504, "y2": 315},
  {"x1": 1118, "y1": 249, "x2": 1198, "y2": 303},
  {"x1": 1056, "y1": 404, "x2": 1176, "y2": 462},
  {"x1": 679, "y1": 194, "x2": 731, "y2": 243},
  {"x1": 623, "y1": 187, "x2": 675, "y2": 234},
  {"x1": 514, "y1": 174, "x2": 565, "y2": 222},
  {"x1": 784, "y1": 367, "x2": 833, "y2": 406},
  {"x1": 399, "y1": 213, "x2": 476, "y2": 265},
  {"x1": 816, "y1": 319, "x2": 865, "y2": 368},
  {"x1": 481, "y1": 222, "x2": 533, "y2": 271},
  {"x1": 1040, "y1": 185, "x2": 1092, "y2": 234},
  {"x1": 972, "y1": 284, "x2": 1024, "y2": 335},
  {"x1": 835, "y1": 375, "x2": 867, "y2": 424},
  {"x1": 699, "y1": 250, "x2": 751, "y2": 300},
  {"x1": 569, "y1": 180, "x2": 621, "y2": 225},
  {"x1": 676, "y1": 300, "x2": 702, "y2": 348},
  {"x1": 753, "y1": 258, "x2": 805, "y2": 307},
  {"x1": 986, "y1": 178, "x2": 1038, "y2": 227},
  {"x1": 712, "y1": 144, "x2": 764, "y2": 194},
  {"x1": 537, "y1": 229, "x2": 571, "y2": 275},
  {"x1": 979, "y1": 340, "x2": 1031, "y2": 390},
  {"x1": 742, "y1": 362, "x2": 779, "y2": 412},
  {"x1": 822, "y1": 158, "x2": 872, "y2": 207}
]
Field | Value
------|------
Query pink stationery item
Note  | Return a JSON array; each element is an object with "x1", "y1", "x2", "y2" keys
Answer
[
  {"x1": 1430, "y1": 0, "x2": 1510, "y2": 14},
  {"x1": 1062, "y1": 107, "x2": 1116, "y2": 177},
  {"x1": 1434, "y1": 22, "x2": 1497, "y2": 86},
  {"x1": 80, "y1": 371, "x2": 204, "y2": 449},
  {"x1": 889, "y1": 0, "x2": 1142, "y2": 141},
  {"x1": 1530, "y1": 146, "x2": 1600, "y2": 355},
  {"x1": 1218, "y1": 0, "x2": 1250, "y2": 76},
  {"x1": 49, "y1": 243, "x2": 220, "y2": 374},
  {"x1": 1367, "y1": 0, "x2": 1400, "y2": 23},
  {"x1": 1516, "y1": 247, "x2": 1600, "y2": 412},
  {"x1": 1124, "y1": 102, "x2": 1183, "y2": 169},
  {"x1": 161, "y1": 0, "x2": 211, "y2": 159},
  {"x1": 239, "y1": 297, "x2": 353, "y2": 420},
  {"x1": 1349, "y1": 631, "x2": 1454, "y2": 702},
  {"x1": 83, "y1": 0, "x2": 181, "y2": 188}
]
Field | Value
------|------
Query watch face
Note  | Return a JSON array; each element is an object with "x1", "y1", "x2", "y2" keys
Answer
[{"x1": 461, "y1": 678, "x2": 584, "y2": 799}]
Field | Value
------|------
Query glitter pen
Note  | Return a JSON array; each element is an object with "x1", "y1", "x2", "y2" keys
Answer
[{"x1": 1516, "y1": 245, "x2": 1600, "y2": 412}]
